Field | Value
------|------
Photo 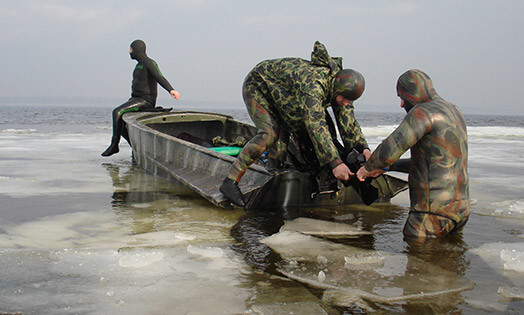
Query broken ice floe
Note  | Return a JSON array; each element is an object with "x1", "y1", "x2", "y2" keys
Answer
[
  {"x1": 262, "y1": 230, "x2": 474, "y2": 308},
  {"x1": 279, "y1": 217, "x2": 371, "y2": 238},
  {"x1": 498, "y1": 286, "x2": 524, "y2": 301},
  {"x1": 470, "y1": 242, "x2": 524, "y2": 273}
]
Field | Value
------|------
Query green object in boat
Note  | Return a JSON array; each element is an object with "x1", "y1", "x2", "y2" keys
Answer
[{"x1": 209, "y1": 146, "x2": 242, "y2": 156}]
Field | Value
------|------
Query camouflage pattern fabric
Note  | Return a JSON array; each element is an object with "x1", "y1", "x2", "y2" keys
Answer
[
  {"x1": 365, "y1": 69, "x2": 470, "y2": 238},
  {"x1": 212, "y1": 135, "x2": 248, "y2": 147},
  {"x1": 227, "y1": 41, "x2": 368, "y2": 182}
]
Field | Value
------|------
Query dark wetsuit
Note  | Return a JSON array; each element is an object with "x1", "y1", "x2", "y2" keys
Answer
[{"x1": 102, "y1": 40, "x2": 175, "y2": 156}]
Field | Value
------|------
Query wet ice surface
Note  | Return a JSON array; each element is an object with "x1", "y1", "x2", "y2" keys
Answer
[
  {"x1": 0, "y1": 246, "x2": 250, "y2": 314},
  {"x1": 0, "y1": 127, "x2": 335, "y2": 314},
  {"x1": 0, "y1": 183, "x2": 252, "y2": 314},
  {"x1": 469, "y1": 242, "x2": 524, "y2": 305},
  {"x1": 279, "y1": 217, "x2": 372, "y2": 238},
  {"x1": 2, "y1": 119, "x2": 524, "y2": 313},
  {"x1": 262, "y1": 230, "x2": 474, "y2": 311}
]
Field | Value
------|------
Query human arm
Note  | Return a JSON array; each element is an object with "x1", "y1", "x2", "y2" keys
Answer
[
  {"x1": 356, "y1": 156, "x2": 411, "y2": 181},
  {"x1": 363, "y1": 107, "x2": 431, "y2": 175},
  {"x1": 332, "y1": 102, "x2": 369, "y2": 152},
  {"x1": 298, "y1": 91, "x2": 357, "y2": 180},
  {"x1": 388, "y1": 158, "x2": 411, "y2": 173},
  {"x1": 144, "y1": 59, "x2": 176, "y2": 95},
  {"x1": 297, "y1": 77, "x2": 343, "y2": 166},
  {"x1": 357, "y1": 157, "x2": 411, "y2": 180},
  {"x1": 302, "y1": 98, "x2": 350, "y2": 174},
  {"x1": 329, "y1": 102, "x2": 370, "y2": 180}
]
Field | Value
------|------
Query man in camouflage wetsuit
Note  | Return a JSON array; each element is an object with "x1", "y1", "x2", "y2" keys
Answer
[
  {"x1": 220, "y1": 41, "x2": 370, "y2": 207},
  {"x1": 357, "y1": 69, "x2": 470, "y2": 238},
  {"x1": 102, "y1": 39, "x2": 180, "y2": 157}
]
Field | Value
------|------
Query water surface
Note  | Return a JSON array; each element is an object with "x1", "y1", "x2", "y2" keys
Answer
[{"x1": 1, "y1": 104, "x2": 524, "y2": 313}]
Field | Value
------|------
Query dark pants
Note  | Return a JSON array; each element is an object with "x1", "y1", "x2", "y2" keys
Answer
[{"x1": 109, "y1": 98, "x2": 153, "y2": 145}]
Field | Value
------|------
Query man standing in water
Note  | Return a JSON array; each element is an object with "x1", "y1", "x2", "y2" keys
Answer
[
  {"x1": 220, "y1": 41, "x2": 370, "y2": 207},
  {"x1": 357, "y1": 69, "x2": 470, "y2": 238},
  {"x1": 102, "y1": 39, "x2": 180, "y2": 157}
]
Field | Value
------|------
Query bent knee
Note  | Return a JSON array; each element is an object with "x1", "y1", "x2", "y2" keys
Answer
[{"x1": 256, "y1": 127, "x2": 279, "y2": 146}]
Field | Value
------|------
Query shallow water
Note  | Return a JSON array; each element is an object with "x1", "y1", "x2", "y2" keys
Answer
[{"x1": 1, "y1": 105, "x2": 524, "y2": 313}]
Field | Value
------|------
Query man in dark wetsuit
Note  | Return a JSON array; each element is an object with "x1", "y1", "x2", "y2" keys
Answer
[
  {"x1": 357, "y1": 69, "x2": 470, "y2": 238},
  {"x1": 102, "y1": 39, "x2": 180, "y2": 157},
  {"x1": 220, "y1": 41, "x2": 370, "y2": 207}
]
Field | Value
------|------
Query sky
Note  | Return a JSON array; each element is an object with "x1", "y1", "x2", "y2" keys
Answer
[{"x1": 1, "y1": 0, "x2": 523, "y2": 115}]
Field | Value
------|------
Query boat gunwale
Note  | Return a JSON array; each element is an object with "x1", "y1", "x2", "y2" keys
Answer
[{"x1": 123, "y1": 110, "x2": 272, "y2": 176}]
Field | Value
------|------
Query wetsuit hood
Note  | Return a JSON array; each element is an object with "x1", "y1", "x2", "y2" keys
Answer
[
  {"x1": 310, "y1": 41, "x2": 342, "y2": 74},
  {"x1": 130, "y1": 39, "x2": 147, "y2": 61},
  {"x1": 396, "y1": 69, "x2": 439, "y2": 112},
  {"x1": 333, "y1": 69, "x2": 365, "y2": 101},
  {"x1": 310, "y1": 41, "x2": 343, "y2": 104}
]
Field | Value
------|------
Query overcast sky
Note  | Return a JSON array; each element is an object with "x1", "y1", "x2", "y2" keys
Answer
[{"x1": 1, "y1": 0, "x2": 523, "y2": 115}]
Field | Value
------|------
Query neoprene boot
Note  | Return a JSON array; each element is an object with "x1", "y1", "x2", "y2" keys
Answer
[
  {"x1": 101, "y1": 142, "x2": 119, "y2": 157},
  {"x1": 220, "y1": 178, "x2": 245, "y2": 207}
]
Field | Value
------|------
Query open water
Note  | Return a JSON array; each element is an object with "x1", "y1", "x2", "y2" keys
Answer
[{"x1": 1, "y1": 103, "x2": 524, "y2": 314}]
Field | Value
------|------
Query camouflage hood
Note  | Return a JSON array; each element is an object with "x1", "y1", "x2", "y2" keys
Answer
[
  {"x1": 310, "y1": 41, "x2": 342, "y2": 74},
  {"x1": 396, "y1": 69, "x2": 440, "y2": 107}
]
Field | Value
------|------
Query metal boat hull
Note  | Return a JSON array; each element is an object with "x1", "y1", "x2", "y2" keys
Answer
[{"x1": 123, "y1": 111, "x2": 407, "y2": 210}]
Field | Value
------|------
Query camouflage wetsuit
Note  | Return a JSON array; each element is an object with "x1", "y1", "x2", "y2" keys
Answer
[
  {"x1": 227, "y1": 41, "x2": 368, "y2": 182},
  {"x1": 364, "y1": 70, "x2": 470, "y2": 238}
]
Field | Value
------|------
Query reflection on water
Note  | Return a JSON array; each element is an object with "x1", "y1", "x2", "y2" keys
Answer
[
  {"x1": 3, "y1": 107, "x2": 524, "y2": 313},
  {"x1": 265, "y1": 231, "x2": 473, "y2": 313},
  {"x1": 101, "y1": 162, "x2": 524, "y2": 313},
  {"x1": 230, "y1": 202, "x2": 476, "y2": 313},
  {"x1": 230, "y1": 211, "x2": 284, "y2": 273},
  {"x1": 103, "y1": 162, "x2": 243, "y2": 243},
  {"x1": 405, "y1": 235, "x2": 469, "y2": 275},
  {"x1": 4, "y1": 157, "x2": 523, "y2": 313},
  {"x1": 102, "y1": 162, "x2": 341, "y2": 314}
]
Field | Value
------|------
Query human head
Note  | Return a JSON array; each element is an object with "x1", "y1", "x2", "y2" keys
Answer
[
  {"x1": 333, "y1": 69, "x2": 365, "y2": 102},
  {"x1": 396, "y1": 69, "x2": 438, "y2": 112},
  {"x1": 129, "y1": 39, "x2": 147, "y2": 60}
]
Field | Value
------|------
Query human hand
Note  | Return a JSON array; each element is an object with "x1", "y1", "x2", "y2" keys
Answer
[
  {"x1": 356, "y1": 166, "x2": 371, "y2": 182},
  {"x1": 332, "y1": 163, "x2": 352, "y2": 181},
  {"x1": 170, "y1": 90, "x2": 180, "y2": 99},
  {"x1": 357, "y1": 166, "x2": 387, "y2": 181},
  {"x1": 362, "y1": 149, "x2": 371, "y2": 160}
]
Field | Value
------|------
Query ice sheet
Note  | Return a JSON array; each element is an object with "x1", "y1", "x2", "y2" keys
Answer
[
  {"x1": 0, "y1": 130, "x2": 120, "y2": 197},
  {"x1": 262, "y1": 230, "x2": 474, "y2": 308},
  {"x1": 0, "y1": 245, "x2": 250, "y2": 314},
  {"x1": 470, "y1": 242, "x2": 524, "y2": 273},
  {"x1": 279, "y1": 217, "x2": 371, "y2": 238}
]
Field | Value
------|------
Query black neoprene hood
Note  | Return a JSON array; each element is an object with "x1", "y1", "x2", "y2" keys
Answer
[{"x1": 130, "y1": 39, "x2": 147, "y2": 60}]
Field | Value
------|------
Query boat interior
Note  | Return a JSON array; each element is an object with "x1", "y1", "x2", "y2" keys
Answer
[{"x1": 139, "y1": 111, "x2": 257, "y2": 149}]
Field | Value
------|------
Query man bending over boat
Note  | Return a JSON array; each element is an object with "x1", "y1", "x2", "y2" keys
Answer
[
  {"x1": 357, "y1": 70, "x2": 470, "y2": 238},
  {"x1": 102, "y1": 39, "x2": 180, "y2": 157},
  {"x1": 220, "y1": 41, "x2": 370, "y2": 207}
]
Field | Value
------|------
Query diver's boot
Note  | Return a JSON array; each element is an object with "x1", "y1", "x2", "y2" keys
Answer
[
  {"x1": 101, "y1": 143, "x2": 119, "y2": 157},
  {"x1": 220, "y1": 178, "x2": 245, "y2": 207}
]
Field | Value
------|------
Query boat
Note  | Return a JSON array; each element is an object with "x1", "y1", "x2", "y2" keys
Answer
[{"x1": 122, "y1": 110, "x2": 408, "y2": 210}]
